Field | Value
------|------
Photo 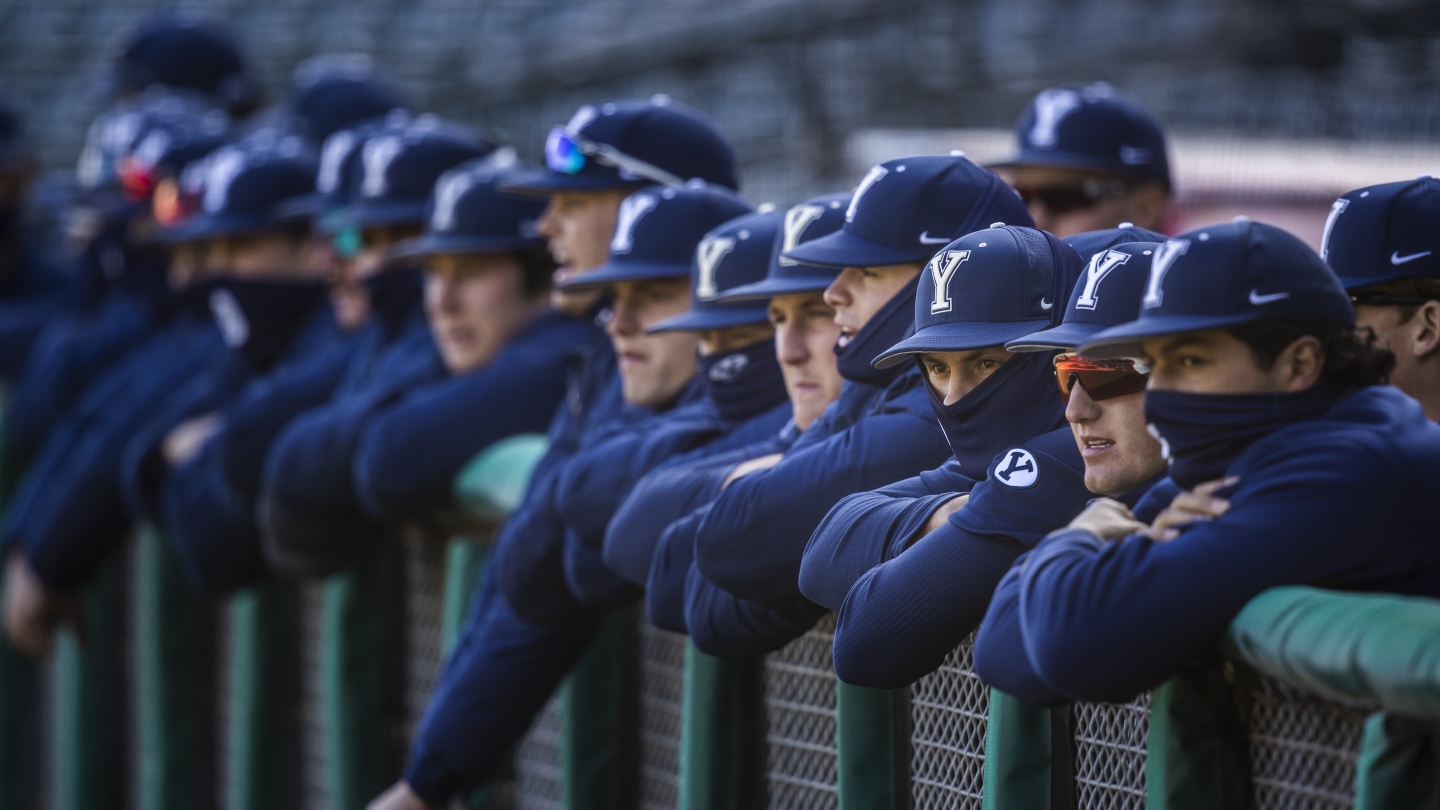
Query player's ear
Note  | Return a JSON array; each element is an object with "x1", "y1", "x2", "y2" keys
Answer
[
  {"x1": 1279, "y1": 334, "x2": 1324, "y2": 392},
  {"x1": 1411, "y1": 300, "x2": 1440, "y2": 359}
]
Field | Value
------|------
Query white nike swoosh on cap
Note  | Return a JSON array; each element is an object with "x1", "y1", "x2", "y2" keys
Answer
[
  {"x1": 1249, "y1": 290, "x2": 1290, "y2": 305},
  {"x1": 1392, "y1": 250, "x2": 1432, "y2": 265},
  {"x1": 1040, "y1": 298, "x2": 1052, "y2": 310},
  {"x1": 918, "y1": 231, "x2": 951, "y2": 245}
]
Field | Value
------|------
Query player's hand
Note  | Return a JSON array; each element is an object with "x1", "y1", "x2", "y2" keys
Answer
[
  {"x1": 2, "y1": 551, "x2": 83, "y2": 658},
  {"x1": 1067, "y1": 498, "x2": 1148, "y2": 542},
  {"x1": 162, "y1": 412, "x2": 225, "y2": 467},
  {"x1": 365, "y1": 781, "x2": 430, "y2": 810},
  {"x1": 911, "y1": 494, "x2": 970, "y2": 547},
  {"x1": 721, "y1": 453, "x2": 783, "y2": 489},
  {"x1": 1147, "y1": 477, "x2": 1236, "y2": 542}
]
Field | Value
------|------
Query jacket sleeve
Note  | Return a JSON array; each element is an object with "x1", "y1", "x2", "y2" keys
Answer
[
  {"x1": 971, "y1": 556, "x2": 1075, "y2": 706},
  {"x1": 1014, "y1": 440, "x2": 1407, "y2": 704},
  {"x1": 645, "y1": 508, "x2": 707, "y2": 633},
  {"x1": 694, "y1": 408, "x2": 950, "y2": 607},
  {"x1": 684, "y1": 560, "x2": 830, "y2": 658},
  {"x1": 798, "y1": 460, "x2": 974, "y2": 611}
]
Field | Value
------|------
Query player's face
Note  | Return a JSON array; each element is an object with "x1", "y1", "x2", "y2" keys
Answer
[
  {"x1": 1005, "y1": 167, "x2": 1168, "y2": 237},
  {"x1": 697, "y1": 323, "x2": 774, "y2": 356},
  {"x1": 823, "y1": 262, "x2": 924, "y2": 348},
  {"x1": 220, "y1": 233, "x2": 316, "y2": 280},
  {"x1": 770, "y1": 292, "x2": 844, "y2": 430},
  {"x1": 1140, "y1": 329, "x2": 1321, "y2": 394},
  {"x1": 917, "y1": 348, "x2": 1013, "y2": 406},
  {"x1": 168, "y1": 241, "x2": 206, "y2": 287},
  {"x1": 1355, "y1": 302, "x2": 1438, "y2": 409},
  {"x1": 424, "y1": 252, "x2": 541, "y2": 374},
  {"x1": 356, "y1": 224, "x2": 423, "y2": 280},
  {"x1": 1065, "y1": 384, "x2": 1166, "y2": 496},
  {"x1": 607, "y1": 278, "x2": 698, "y2": 407},
  {"x1": 537, "y1": 191, "x2": 629, "y2": 318}
]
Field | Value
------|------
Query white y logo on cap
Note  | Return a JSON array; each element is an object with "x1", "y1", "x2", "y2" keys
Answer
[
  {"x1": 846, "y1": 165, "x2": 888, "y2": 223},
  {"x1": 1029, "y1": 89, "x2": 1082, "y2": 149},
  {"x1": 610, "y1": 194, "x2": 658, "y2": 254},
  {"x1": 361, "y1": 135, "x2": 404, "y2": 198},
  {"x1": 1319, "y1": 198, "x2": 1350, "y2": 261},
  {"x1": 929, "y1": 249, "x2": 970, "y2": 314},
  {"x1": 1143, "y1": 239, "x2": 1190, "y2": 310},
  {"x1": 203, "y1": 148, "x2": 245, "y2": 213},
  {"x1": 1076, "y1": 249, "x2": 1132, "y2": 310},
  {"x1": 695, "y1": 235, "x2": 736, "y2": 300},
  {"x1": 779, "y1": 204, "x2": 825, "y2": 266},
  {"x1": 317, "y1": 130, "x2": 356, "y2": 195},
  {"x1": 431, "y1": 171, "x2": 475, "y2": 232}
]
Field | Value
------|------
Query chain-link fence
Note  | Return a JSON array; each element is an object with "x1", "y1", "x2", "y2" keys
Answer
[
  {"x1": 1072, "y1": 695, "x2": 1152, "y2": 810},
  {"x1": 909, "y1": 638, "x2": 988, "y2": 809},
  {"x1": 761, "y1": 613, "x2": 840, "y2": 809},
  {"x1": 402, "y1": 532, "x2": 449, "y2": 739},
  {"x1": 635, "y1": 621, "x2": 686, "y2": 810},
  {"x1": 1246, "y1": 678, "x2": 1369, "y2": 810},
  {"x1": 513, "y1": 696, "x2": 565, "y2": 810}
]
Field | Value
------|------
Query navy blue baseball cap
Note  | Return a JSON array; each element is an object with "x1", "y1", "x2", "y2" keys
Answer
[
  {"x1": 275, "y1": 113, "x2": 399, "y2": 222},
  {"x1": 388, "y1": 155, "x2": 547, "y2": 260},
  {"x1": 783, "y1": 154, "x2": 1033, "y2": 269},
  {"x1": 502, "y1": 97, "x2": 739, "y2": 195},
  {"x1": 287, "y1": 54, "x2": 408, "y2": 147},
  {"x1": 160, "y1": 138, "x2": 317, "y2": 242},
  {"x1": 874, "y1": 226, "x2": 1084, "y2": 368},
  {"x1": 1321, "y1": 176, "x2": 1440, "y2": 289},
  {"x1": 1080, "y1": 219, "x2": 1355, "y2": 358},
  {"x1": 115, "y1": 14, "x2": 259, "y2": 116},
  {"x1": 558, "y1": 183, "x2": 752, "y2": 290},
  {"x1": 1007, "y1": 241, "x2": 1160, "y2": 351},
  {"x1": 648, "y1": 208, "x2": 784, "y2": 332},
  {"x1": 990, "y1": 84, "x2": 1171, "y2": 188},
  {"x1": 103, "y1": 92, "x2": 230, "y2": 201},
  {"x1": 719, "y1": 192, "x2": 850, "y2": 301},
  {"x1": 333, "y1": 116, "x2": 493, "y2": 229}
]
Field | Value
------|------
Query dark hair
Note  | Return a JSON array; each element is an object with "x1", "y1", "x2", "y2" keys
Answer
[
  {"x1": 1357, "y1": 277, "x2": 1440, "y2": 324},
  {"x1": 1228, "y1": 318, "x2": 1393, "y2": 390},
  {"x1": 514, "y1": 246, "x2": 557, "y2": 297}
]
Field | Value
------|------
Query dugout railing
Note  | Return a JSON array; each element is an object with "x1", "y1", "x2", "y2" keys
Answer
[{"x1": 1, "y1": 396, "x2": 1438, "y2": 809}]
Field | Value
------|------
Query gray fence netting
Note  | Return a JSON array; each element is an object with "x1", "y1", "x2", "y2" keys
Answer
[
  {"x1": 300, "y1": 580, "x2": 329, "y2": 810},
  {"x1": 909, "y1": 637, "x2": 988, "y2": 809},
  {"x1": 514, "y1": 696, "x2": 565, "y2": 810},
  {"x1": 636, "y1": 620, "x2": 686, "y2": 810},
  {"x1": 1073, "y1": 694, "x2": 1152, "y2": 810},
  {"x1": 402, "y1": 532, "x2": 448, "y2": 738},
  {"x1": 761, "y1": 612, "x2": 839, "y2": 810},
  {"x1": 1247, "y1": 677, "x2": 1368, "y2": 810}
]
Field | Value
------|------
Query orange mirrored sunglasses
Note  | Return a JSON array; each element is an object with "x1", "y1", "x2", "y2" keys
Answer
[{"x1": 1054, "y1": 353, "x2": 1149, "y2": 401}]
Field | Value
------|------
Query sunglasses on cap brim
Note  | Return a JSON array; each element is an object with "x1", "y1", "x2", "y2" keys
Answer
[
  {"x1": 1015, "y1": 177, "x2": 1135, "y2": 216},
  {"x1": 1054, "y1": 353, "x2": 1149, "y2": 402},
  {"x1": 545, "y1": 127, "x2": 686, "y2": 187}
]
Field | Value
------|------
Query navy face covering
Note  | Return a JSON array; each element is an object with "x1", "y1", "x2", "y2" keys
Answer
[
  {"x1": 923, "y1": 350, "x2": 1068, "y2": 477},
  {"x1": 698, "y1": 336, "x2": 789, "y2": 423},
  {"x1": 209, "y1": 278, "x2": 329, "y2": 372},
  {"x1": 363, "y1": 266, "x2": 424, "y2": 337},
  {"x1": 1144, "y1": 386, "x2": 1340, "y2": 490},
  {"x1": 835, "y1": 272, "x2": 920, "y2": 387}
]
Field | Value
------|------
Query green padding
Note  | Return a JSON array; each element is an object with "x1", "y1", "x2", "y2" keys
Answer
[
  {"x1": 1224, "y1": 586, "x2": 1440, "y2": 717},
  {"x1": 135, "y1": 527, "x2": 210, "y2": 810},
  {"x1": 226, "y1": 583, "x2": 297, "y2": 810},
  {"x1": 562, "y1": 612, "x2": 630, "y2": 810},
  {"x1": 53, "y1": 561, "x2": 123, "y2": 810},
  {"x1": 836, "y1": 680, "x2": 902, "y2": 810},
  {"x1": 1146, "y1": 664, "x2": 1250, "y2": 810},
  {"x1": 981, "y1": 689, "x2": 1050, "y2": 810},
  {"x1": 1355, "y1": 711, "x2": 1440, "y2": 809},
  {"x1": 453, "y1": 434, "x2": 550, "y2": 521},
  {"x1": 679, "y1": 644, "x2": 760, "y2": 810},
  {"x1": 442, "y1": 540, "x2": 487, "y2": 655}
]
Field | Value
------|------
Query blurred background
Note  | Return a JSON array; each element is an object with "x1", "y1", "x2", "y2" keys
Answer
[{"x1": 4, "y1": 0, "x2": 1440, "y2": 245}]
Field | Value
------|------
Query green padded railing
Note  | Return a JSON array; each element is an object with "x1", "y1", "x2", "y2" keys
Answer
[{"x1": 454, "y1": 434, "x2": 551, "y2": 522}]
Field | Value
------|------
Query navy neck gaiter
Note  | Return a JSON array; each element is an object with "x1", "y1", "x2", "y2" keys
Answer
[
  {"x1": 698, "y1": 337, "x2": 789, "y2": 423},
  {"x1": 209, "y1": 278, "x2": 329, "y2": 372},
  {"x1": 835, "y1": 272, "x2": 920, "y2": 388},
  {"x1": 1144, "y1": 386, "x2": 1340, "y2": 489},
  {"x1": 363, "y1": 266, "x2": 424, "y2": 337},
  {"x1": 923, "y1": 350, "x2": 1069, "y2": 478}
]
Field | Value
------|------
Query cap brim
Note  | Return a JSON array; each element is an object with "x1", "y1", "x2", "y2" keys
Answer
[
  {"x1": 782, "y1": 229, "x2": 928, "y2": 269},
  {"x1": 387, "y1": 233, "x2": 546, "y2": 263},
  {"x1": 159, "y1": 212, "x2": 286, "y2": 243},
  {"x1": 275, "y1": 193, "x2": 342, "y2": 221},
  {"x1": 1077, "y1": 312, "x2": 1264, "y2": 358},
  {"x1": 874, "y1": 320, "x2": 1053, "y2": 368},
  {"x1": 557, "y1": 259, "x2": 691, "y2": 290},
  {"x1": 1339, "y1": 273, "x2": 1423, "y2": 290},
  {"x1": 988, "y1": 151, "x2": 1152, "y2": 180},
  {"x1": 1005, "y1": 322, "x2": 1110, "y2": 353},
  {"x1": 717, "y1": 274, "x2": 837, "y2": 302},
  {"x1": 646, "y1": 304, "x2": 770, "y2": 333},
  {"x1": 499, "y1": 167, "x2": 647, "y2": 197},
  {"x1": 333, "y1": 199, "x2": 427, "y2": 229}
]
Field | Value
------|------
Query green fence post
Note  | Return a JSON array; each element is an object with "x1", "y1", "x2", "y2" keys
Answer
[
  {"x1": 981, "y1": 689, "x2": 1050, "y2": 810},
  {"x1": 1355, "y1": 710, "x2": 1440, "y2": 809},
  {"x1": 835, "y1": 681, "x2": 904, "y2": 810},
  {"x1": 1145, "y1": 663, "x2": 1250, "y2": 810},
  {"x1": 52, "y1": 560, "x2": 123, "y2": 810},
  {"x1": 226, "y1": 581, "x2": 298, "y2": 810},
  {"x1": 134, "y1": 526, "x2": 211, "y2": 810},
  {"x1": 442, "y1": 539, "x2": 487, "y2": 654},
  {"x1": 562, "y1": 611, "x2": 632, "y2": 810},
  {"x1": 678, "y1": 644, "x2": 760, "y2": 810}
]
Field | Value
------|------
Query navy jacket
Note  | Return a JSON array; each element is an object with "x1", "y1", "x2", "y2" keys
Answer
[
  {"x1": 1, "y1": 313, "x2": 223, "y2": 590},
  {"x1": 974, "y1": 386, "x2": 1440, "y2": 705},
  {"x1": 353, "y1": 310, "x2": 592, "y2": 523}
]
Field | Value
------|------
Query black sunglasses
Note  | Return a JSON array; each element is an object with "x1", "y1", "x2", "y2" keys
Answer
[{"x1": 1349, "y1": 293, "x2": 1437, "y2": 307}]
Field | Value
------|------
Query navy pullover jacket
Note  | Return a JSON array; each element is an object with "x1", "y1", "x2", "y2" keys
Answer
[
  {"x1": 974, "y1": 386, "x2": 1440, "y2": 705},
  {"x1": 1, "y1": 313, "x2": 223, "y2": 590}
]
